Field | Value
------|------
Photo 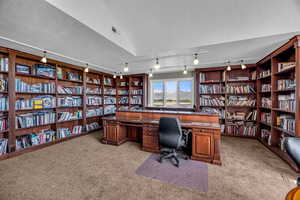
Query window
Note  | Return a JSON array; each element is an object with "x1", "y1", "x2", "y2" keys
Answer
[{"x1": 150, "y1": 78, "x2": 194, "y2": 108}]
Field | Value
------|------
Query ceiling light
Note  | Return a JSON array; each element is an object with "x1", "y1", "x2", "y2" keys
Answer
[
  {"x1": 120, "y1": 73, "x2": 123, "y2": 79},
  {"x1": 241, "y1": 60, "x2": 247, "y2": 70},
  {"x1": 41, "y1": 51, "x2": 47, "y2": 63},
  {"x1": 226, "y1": 61, "x2": 231, "y2": 71},
  {"x1": 124, "y1": 62, "x2": 129, "y2": 72},
  {"x1": 193, "y1": 53, "x2": 199, "y2": 65},
  {"x1": 154, "y1": 58, "x2": 160, "y2": 70},
  {"x1": 149, "y1": 69, "x2": 153, "y2": 78},
  {"x1": 113, "y1": 73, "x2": 116, "y2": 79},
  {"x1": 84, "y1": 63, "x2": 89, "y2": 72},
  {"x1": 183, "y1": 65, "x2": 188, "y2": 75}
]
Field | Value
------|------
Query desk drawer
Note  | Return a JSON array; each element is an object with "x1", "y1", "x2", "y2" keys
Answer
[{"x1": 143, "y1": 126, "x2": 159, "y2": 136}]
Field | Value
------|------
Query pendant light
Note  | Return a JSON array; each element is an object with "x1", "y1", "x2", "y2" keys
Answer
[
  {"x1": 41, "y1": 51, "x2": 47, "y2": 63},
  {"x1": 241, "y1": 60, "x2": 247, "y2": 70},
  {"x1": 183, "y1": 65, "x2": 188, "y2": 75},
  {"x1": 84, "y1": 63, "x2": 89, "y2": 72},
  {"x1": 226, "y1": 61, "x2": 231, "y2": 71},
  {"x1": 120, "y1": 73, "x2": 123, "y2": 79},
  {"x1": 124, "y1": 62, "x2": 129, "y2": 72},
  {"x1": 149, "y1": 68, "x2": 153, "y2": 77},
  {"x1": 154, "y1": 58, "x2": 160, "y2": 70},
  {"x1": 193, "y1": 53, "x2": 199, "y2": 65},
  {"x1": 113, "y1": 73, "x2": 117, "y2": 79}
]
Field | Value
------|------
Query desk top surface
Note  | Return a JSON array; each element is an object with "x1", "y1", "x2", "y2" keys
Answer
[
  {"x1": 117, "y1": 109, "x2": 218, "y2": 116},
  {"x1": 102, "y1": 116, "x2": 221, "y2": 129}
]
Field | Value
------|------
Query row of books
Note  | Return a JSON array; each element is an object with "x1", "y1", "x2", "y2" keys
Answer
[
  {"x1": 131, "y1": 89, "x2": 143, "y2": 95},
  {"x1": 227, "y1": 96, "x2": 256, "y2": 107},
  {"x1": 118, "y1": 90, "x2": 128, "y2": 95},
  {"x1": 57, "y1": 126, "x2": 82, "y2": 138},
  {"x1": 58, "y1": 111, "x2": 82, "y2": 122},
  {"x1": 260, "y1": 129, "x2": 271, "y2": 145},
  {"x1": 0, "y1": 96, "x2": 8, "y2": 111},
  {"x1": 278, "y1": 93, "x2": 295, "y2": 112},
  {"x1": 199, "y1": 84, "x2": 223, "y2": 94},
  {"x1": 228, "y1": 72, "x2": 255, "y2": 81},
  {"x1": 118, "y1": 96, "x2": 128, "y2": 104},
  {"x1": 261, "y1": 84, "x2": 271, "y2": 92},
  {"x1": 132, "y1": 80, "x2": 143, "y2": 87},
  {"x1": 119, "y1": 82, "x2": 127, "y2": 87},
  {"x1": 0, "y1": 75, "x2": 7, "y2": 92},
  {"x1": 278, "y1": 62, "x2": 296, "y2": 72},
  {"x1": 261, "y1": 112, "x2": 271, "y2": 124},
  {"x1": 200, "y1": 96, "x2": 225, "y2": 106},
  {"x1": 34, "y1": 65, "x2": 55, "y2": 78},
  {"x1": 225, "y1": 85, "x2": 255, "y2": 94},
  {"x1": 259, "y1": 69, "x2": 271, "y2": 78},
  {"x1": 103, "y1": 77, "x2": 113, "y2": 86},
  {"x1": 130, "y1": 96, "x2": 142, "y2": 104},
  {"x1": 276, "y1": 114, "x2": 295, "y2": 134},
  {"x1": 16, "y1": 79, "x2": 55, "y2": 93},
  {"x1": 226, "y1": 122, "x2": 256, "y2": 137},
  {"x1": 200, "y1": 107, "x2": 225, "y2": 119},
  {"x1": 226, "y1": 110, "x2": 257, "y2": 121},
  {"x1": 87, "y1": 96, "x2": 102, "y2": 105},
  {"x1": 16, "y1": 111, "x2": 56, "y2": 129},
  {"x1": 57, "y1": 85, "x2": 82, "y2": 94},
  {"x1": 86, "y1": 108, "x2": 103, "y2": 118},
  {"x1": 277, "y1": 79, "x2": 296, "y2": 90},
  {"x1": 118, "y1": 106, "x2": 129, "y2": 111},
  {"x1": 0, "y1": 116, "x2": 8, "y2": 131},
  {"x1": 66, "y1": 72, "x2": 82, "y2": 82},
  {"x1": 104, "y1": 97, "x2": 116, "y2": 104},
  {"x1": 0, "y1": 138, "x2": 7, "y2": 155},
  {"x1": 86, "y1": 122, "x2": 100, "y2": 132},
  {"x1": 104, "y1": 88, "x2": 116, "y2": 95},
  {"x1": 104, "y1": 105, "x2": 116, "y2": 114},
  {"x1": 16, "y1": 95, "x2": 56, "y2": 110},
  {"x1": 87, "y1": 87, "x2": 101, "y2": 95},
  {"x1": 87, "y1": 77, "x2": 101, "y2": 85},
  {"x1": 261, "y1": 97, "x2": 271, "y2": 108},
  {"x1": 57, "y1": 96, "x2": 82, "y2": 107},
  {"x1": 0, "y1": 58, "x2": 8, "y2": 72}
]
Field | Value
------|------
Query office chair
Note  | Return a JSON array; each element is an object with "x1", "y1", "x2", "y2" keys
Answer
[
  {"x1": 284, "y1": 137, "x2": 300, "y2": 186},
  {"x1": 158, "y1": 117, "x2": 188, "y2": 167}
]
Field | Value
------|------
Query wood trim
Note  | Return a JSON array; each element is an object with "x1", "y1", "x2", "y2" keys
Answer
[{"x1": 8, "y1": 50, "x2": 16, "y2": 152}]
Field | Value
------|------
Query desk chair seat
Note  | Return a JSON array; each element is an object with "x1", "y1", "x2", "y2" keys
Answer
[
  {"x1": 158, "y1": 117, "x2": 188, "y2": 167},
  {"x1": 284, "y1": 137, "x2": 300, "y2": 186}
]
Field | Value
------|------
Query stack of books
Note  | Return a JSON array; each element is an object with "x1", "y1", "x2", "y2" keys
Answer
[
  {"x1": 261, "y1": 97, "x2": 272, "y2": 108},
  {"x1": 199, "y1": 84, "x2": 224, "y2": 94},
  {"x1": 278, "y1": 93, "x2": 295, "y2": 112},
  {"x1": 104, "y1": 96, "x2": 116, "y2": 104},
  {"x1": 130, "y1": 96, "x2": 142, "y2": 104},
  {"x1": 15, "y1": 79, "x2": 55, "y2": 93},
  {"x1": 226, "y1": 85, "x2": 255, "y2": 94},
  {"x1": 0, "y1": 138, "x2": 7, "y2": 155},
  {"x1": 0, "y1": 58, "x2": 8, "y2": 72},
  {"x1": 58, "y1": 110, "x2": 82, "y2": 122},
  {"x1": 57, "y1": 96, "x2": 82, "y2": 107},
  {"x1": 199, "y1": 96, "x2": 225, "y2": 106},
  {"x1": 86, "y1": 108, "x2": 103, "y2": 118},
  {"x1": 200, "y1": 107, "x2": 225, "y2": 119},
  {"x1": 87, "y1": 96, "x2": 102, "y2": 105},
  {"x1": 57, "y1": 85, "x2": 82, "y2": 94},
  {"x1": 16, "y1": 95, "x2": 56, "y2": 110},
  {"x1": 278, "y1": 62, "x2": 296, "y2": 72},
  {"x1": 16, "y1": 111, "x2": 56, "y2": 129},
  {"x1": 33, "y1": 65, "x2": 55, "y2": 78},
  {"x1": 104, "y1": 105, "x2": 116, "y2": 114},
  {"x1": 227, "y1": 96, "x2": 256, "y2": 107},
  {"x1": 277, "y1": 79, "x2": 296, "y2": 90}
]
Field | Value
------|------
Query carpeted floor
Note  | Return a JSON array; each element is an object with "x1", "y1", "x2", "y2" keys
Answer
[{"x1": 0, "y1": 131, "x2": 298, "y2": 200}]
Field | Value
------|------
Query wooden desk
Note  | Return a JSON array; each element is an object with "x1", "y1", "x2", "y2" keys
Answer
[{"x1": 102, "y1": 110, "x2": 221, "y2": 165}]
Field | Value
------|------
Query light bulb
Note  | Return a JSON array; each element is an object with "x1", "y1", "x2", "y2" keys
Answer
[
  {"x1": 124, "y1": 62, "x2": 129, "y2": 72},
  {"x1": 120, "y1": 74, "x2": 123, "y2": 79},
  {"x1": 154, "y1": 58, "x2": 160, "y2": 70},
  {"x1": 41, "y1": 51, "x2": 47, "y2": 63},
  {"x1": 113, "y1": 73, "x2": 116, "y2": 79},
  {"x1": 149, "y1": 69, "x2": 153, "y2": 77},
  {"x1": 84, "y1": 63, "x2": 89, "y2": 72},
  {"x1": 193, "y1": 53, "x2": 199, "y2": 65},
  {"x1": 241, "y1": 60, "x2": 246, "y2": 70},
  {"x1": 183, "y1": 65, "x2": 188, "y2": 74},
  {"x1": 227, "y1": 65, "x2": 231, "y2": 71}
]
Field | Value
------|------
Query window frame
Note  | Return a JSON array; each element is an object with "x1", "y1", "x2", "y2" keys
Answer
[{"x1": 149, "y1": 77, "x2": 194, "y2": 108}]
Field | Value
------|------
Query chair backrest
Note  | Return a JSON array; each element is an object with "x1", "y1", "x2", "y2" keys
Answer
[
  {"x1": 284, "y1": 137, "x2": 300, "y2": 168},
  {"x1": 159, "y1": 117, "x2": 182, "y2": 149}
]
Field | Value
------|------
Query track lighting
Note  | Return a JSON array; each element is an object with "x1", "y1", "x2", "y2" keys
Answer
[
  {"x1": 193, "y1": 53, "x2": 199, "y2": 65},
  {"x1": 226, "y1": 62, "x2": 231, "y2": 71},
  {"x1": 149, "y1": 69, "x2": 153, "y2": 78},
  {"x1": 84, "y1": 63, "x2": 89, "y2": 72},
  {"x1": 113, "y1": 73, "x2": 116, "y2": 79},
  {"x1": 154, "y1": 58, "x2": 160, "y2": 70},
  {"x1": 124, "y1": 62, "x2": 129, "y2": 72},
  {"x1": 183, "y1": 65, "x2": 188, "y2": 75},
  {"x1": 41, "y1": 51, "x2": 47, "y2": 63},
  {"x1": 241, "y1": 60, "x2": 247, "y2": 70}
]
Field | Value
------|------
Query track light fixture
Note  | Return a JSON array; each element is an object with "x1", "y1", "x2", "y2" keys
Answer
[
  {"x1": 183, "y1": 65, "x2": 188, "y2": 75},
  {"x1": 149, "y1": 68, "x2": 153, "y2": 77},
  {"x1": 124, "y1": 62, "x2": 129, "y2": 72},
  {"x1": 113, "y1": 73, "x2": 117, "y2": 79},
  {"x1": 193, "y1": 53, "x2": 199, "y2": 65},
  {"x1": 41, "y1": 51, "x2": 47, "y2": 63},
  {"x1": 241, "y1": 60, "x2": 247, "y2": 70},
  {"x1": 84, "y1": 63, "x2": 89, "y2": 72},
  {"x1": 226, "y1": 61, "x2": 231, "y2": 71},
  {"x1": 120, "y1": 73, "x2": 123, "y2": 79},
  {"x1": 154, "y1": 58, "x2": 160, "y2": 70}
]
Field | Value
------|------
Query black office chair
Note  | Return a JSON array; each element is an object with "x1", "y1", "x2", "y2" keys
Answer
[
  {"x1": 284, "y1": 137, "x2": 300, "y2": 186},
  {"x1": 158, "y1": 117, "x2": 188, "y2": 167}
]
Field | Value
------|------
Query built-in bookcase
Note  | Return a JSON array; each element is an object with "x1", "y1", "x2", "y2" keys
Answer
[{"x1": 195, "y1": 64, "x2": 257, "y2": 138}]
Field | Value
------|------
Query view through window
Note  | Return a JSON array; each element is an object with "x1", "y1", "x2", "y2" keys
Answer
[{"x1": 150, "y1": 78, "x2": 193, "y2": 108}]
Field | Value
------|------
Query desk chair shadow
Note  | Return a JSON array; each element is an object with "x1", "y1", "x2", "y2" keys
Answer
[{"x1": 158, "y1": 117, "x2": 189, "y2": 167}]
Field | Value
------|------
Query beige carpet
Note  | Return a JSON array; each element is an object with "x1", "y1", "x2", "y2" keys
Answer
[{"x1": 0, "y1": 131, "x2": 298, "y2": 200}]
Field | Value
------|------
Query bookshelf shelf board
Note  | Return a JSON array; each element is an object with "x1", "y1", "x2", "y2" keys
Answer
[
  {"x1": 103, "y1": 85, "x2": 113, "y2": 87},
  {"x1": 103, "y1": 94, "x2": 116, "y2": 96},
  {"x1": 16, "y1": 92, "x2": 56, "y2": 95},
  {"x1": 16, "y1": 108, "x2": 55, "y2": 112},
  {"x1": 117, "y1": 94, "x2": 129, "y2": 96},
  {"x1": 226, "y1": 93, "x2": 256, "y2": 95},
  {"x1": 117, "y1": 86, "x2": 129, "y2": 88},
  {"x1": 274, "y1": 67, "x2": 295, "y2": 75},
  {"x1": 0, "y1": 129, "x2": 9, "y2": 134},
  {"x1": 57, "y1": 93, "x2": 83, "y2": 96},
  {"x1": 130, "y1": 104, "x2": 143, "y2": 106},
  {"x1": 86, "y1": 104, "x2": 102, "y2": 107},
  {"x1": 86, "y1": 82, "x2": 101, "y2": 86},
  {"x1": 0, "y1": 91, "x2": 8, "y2": 94},
  {"x1": 257, "y1": 75, "x2": 271, "y2": 80},
  {"x1": 199, "y1": 105, "x2": 225, "y2": 108},
  {"x1": 57, "y1": 119, "x2": 82, "y2": 124},
  {"x1": 222, "y1": 134, "x2": 256, "y2": 139},
  {"x1": 227, "y1": 119, "x2": 257, "y2": 122},
  {"x1": 15, "y1": 73, "x2": 55, "y2": 80},
  {"x1": 259, "y1": 91, "x2": 271, "y2": 94},
  {"x1": 118, "y1": 103, "x2": 129, "y2": 105},
  {"x1": 199, "y1": 81, "x2": 225, "y2": 84},
  {"x1": 58, "y1": 79, "x2": 83, "y2": 84},
  {"x1": 104, "y1": 104, "x2": 116, "y2": 105},
  {"x1": 0, "y1": 71, "x2": 8, "y2": 74},
  {"x1": 260, "y1": 121, "x2": 271, "y2": 127},
  {"x1": 129, "y1": 94, "x2": 143, "y2": 96},
  {"x1": 258, "y1": 139, "x2": 299, "y2": 172},
  {"x1": 199, "y1": 93, "x2": 225, "y2": 95},
  {"x1": 86, "y1": 93, "x2": 102, "y2": 96},
  {"x1": 259, "y1": 107, "x2": 271, "y2": 110},
  {"x1": 57, "y1": 106, "x2": 83, "y2": 109},
  {"x1": 272, "y1": 108, "x2": 295, "y2": 114},
  {"x1": 272, "y1": 126, "x2": 295, "y2": 136},
  {"x1": 226, "y1": 106, "x2": 256, "y2": 108},
  {"x1": 16, "y1": 122, "x2": 56, "y2": 132},
  {"x1": 86, "y1": 115, "x2": 102, "y2": 119},
  {"x1": 273, "y1": 89, "x2": 295, "y2": 93},
  {"x1": 130, "y1": 85, "x2": 143, "y2": 88},
  {"x1": 103, "y1": 113, "x2": 115, "y2": 116},
  {"x1": 227, "y1": 80, "x2": 256, "y2": 83}
]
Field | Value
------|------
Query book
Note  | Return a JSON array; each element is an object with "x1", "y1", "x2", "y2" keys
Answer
[
  {"x1": 276, "y1": 114, "x2": 295, "y2": 134},
  {"x1": 104, "y1": 96, "x2": 116, "y2": 105},
  {"x1": 277, "y1": 79, "x2": 296, "y2": 90},
  {"x1": 87, "y1": 77, "x2": 101, "y2": 85},
  {"x1": 15, "y1": 79, "x2": 55, "y2": 93},
  {"x1": 16, "y1": 110, "x2": 56, "y2": 129},
  {"x1": 261, "y1": 97, "x2": 272, "y2": 108},
  {"x1": 0, "y1": 74, "x2": 7, "y2": 92},
  {"x1": 225, "y1": 84, "x2": 255, "y2": 94},
  {"x1": 104, "y1": 88, "x2": 116, "y2": 95},
  {"x1": 57, "y1": 128, "x2": 72, "y2": 139},
  {"x1": 0, "y1": 95, "x2": 8, "y2": 111},
  {"x1": 33, "y1": 64, "x2": 55, "y2": 78},
  {"x1": 227, "y1": 96, "x2": 256, "y2": 107},
  {"x1": 200, "y1": 107, "x2": 225, "y2": 119},
  {"x1": 259, "y1": 69, "x2": 271, "y2": 78},
  {"x1": 86, "y1": 87, "x2": 101, "y2": 95},
  {"x1": 0, "y1": 58, "x2": 8, "y2": 72},
  {"x1": 130, "y1": 96, "x2": 142, "y2": 104},
  {"x1": 118, "y1": 90, "x2": 128, "y2": 95},
  {"x1": 261, "y1": 112, "x2": 271, "y2": 124},
  {"x1": 103, "y1": 77, "x2": 112, "y2": 86},
  {"x1": 261, "y1": 129, "x2": 271, "y2": 145},
  {"x1": 261, "y1": 84, "x2": 271, "y2": 92},
  {"x1": 86, "y1": 108, "x2": 103, "y2": 118},
  {"x1": 118, "y1": 96, "x2": 129, "y2": 104},
  {"x1": 104, "y1": 105, "x2": 116, "y2": 114},
  {"x1": 66, "y1": 72, "x2": 82, "y2": 81},
  {"x1": 57, "y1": 96, "x2": 82, "y2": 107},
  {"x1": 278, "y1": 62, "x2": 296, "y2": 72},
  {"x1": 199, "y1": 95, "x2": 225, "y2": 106},
  {"x1": 86, "y1": 122, "x2": 100, "y2": 132},
  {"x1": 278, "y1": 93, "x2": 295, "y2": 112},
  {"x1": 87, "y1": 96, "x2": 102, "y2": 105},
  {"x1": 57, "y1": 85, "x2": 82, "y2": 94},
  {"x1": 199, "y1": 84, "x2": 224, "y2": 94},
  {"x1": 0, "y1": 138, "x2": 8, "y2": 155},
  {"x1": 16, "y1": 95, "x2": 56, "y2": 110},
  {"x1": 130, "y1": 89, "x2": 143, "y2": 95},
  {"x1": 16, "y1": 64, "x2": 30, "y2": 74},
  {"x1": 58, "y1": 110, "x2": 82, "y2": 122}
]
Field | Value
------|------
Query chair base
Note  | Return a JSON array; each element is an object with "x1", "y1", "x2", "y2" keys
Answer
[{"x1": 158, "y1": 148, "x2": 188, "y2": 167}]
